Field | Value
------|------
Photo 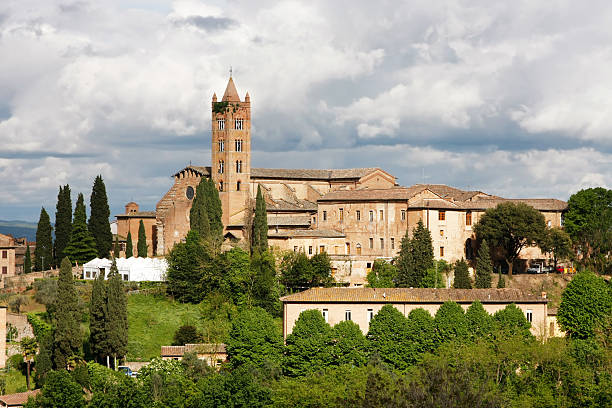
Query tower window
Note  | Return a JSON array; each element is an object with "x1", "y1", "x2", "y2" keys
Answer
[
  {"x1": 219, "y1": 140, "x2": 225, "y2": 152},
  {"x1": 380, "y1": 238, "x2": 384, "y2": 249},
  {"x1": 466, "y1": 211, "x2": 472, "y2": 226},
  {"x1": 369, "y1": 238, "x2": 373, "y2": 249},
  {"x1": 236, "y1": 160, "x2": 242, "y2": 173},
  {"x1": 236, "y1": 181, "x2": 241, "y2": 191},
  {"x1": 440, "y1": 246, "x2": 444, "y2": 257},
  {"x1": 219, "y1": 181, "x2": 224, "y2": 192},
  {"x1": 235, "y1": 119, "x2": 244, "y2": 130},
  {"x1": 369, "y1": 210, "x2": 374, "y2": 222},
  {"x1": 380, "y1": 210, "x2": 384, "y2": 220},
  {"x1": 439, "y1": 210, "x2": 446, "y2": 221},
  {"x1": 339, "y1": 208, "x2": 344, "y2": 223},
  {"x1": 218, "y1": 160, "x2": 224, "y2": 174},
  {"x1": 323, "y1": 211, "x2": 327, "y2": 221},
  {"x1": 401, "y1": 210, "x2": 406, "y2": 221},
  {"x1": 217, "y1": 119, "x2": 225, "y2": 130},
  {"x1": 356, "y1": 210, "x2": 361, "y2": 221},
  {"x1": 391, "y1": 237, "x2": 395, "y2": 249},
  {"x1": 235, "y1": 140, "x2": 243, "y2": 152}
]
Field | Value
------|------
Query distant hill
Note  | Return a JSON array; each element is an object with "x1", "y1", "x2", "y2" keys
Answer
[{"x1": 0, "y1": 220, "x2": 39, "y2": 242}]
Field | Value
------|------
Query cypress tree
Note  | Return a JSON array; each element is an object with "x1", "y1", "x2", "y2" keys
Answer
[
  {"x1": 475, "y1": 240, "x2": 493, "y2": 288},
  {"x1": 106, "y1": 258, "x2": 128, "y2": 367},
  {"x1": 34, "y1": 332, "x2": 53, "y2": 387},
  {"x1": 89, "y1": 175, "x2": 113, "y2": 258},
  {"x1": 53, "y1": 257, "x2": 82, "y2": 370},
  {"x1": 252, "y1": 185, "x2": 268, "y2": 253},
  {"x1": 24, "y1": 244, "x2": 32, "y2": 274},
  {"x1": 190, "y1": 178, "x2": 211, "y2": 238},
  {"x1": 113, "y1": 235, "x2": 120, "y2": 258},
  {"x1": 395, "y1": 227, "x2": 414, "y2": 287},
  {"x1": 497, "y1": 270, "x2": 506, "y2": 288},
  {"x1": 125, "y1": 231, "x2": 133, "y2": 258},
  {"x1": 189, "y1": 178, "x2": 223, "y2": 251},
  {"x1": 34, "y1": 208, "x2": 53, "y2": 272},
  {"x1": 411, "y1": 220, "x2": 434, "y2": 284},
  {"x1": 137, "y1": 220, "x2": 147, "y2": 257},
  {"x1": 206, "y1": 178, "x2": 224, "y2": 246},
  {"x1": 53, "y1": 185, "x2": 72, "y2": 266},
  {"x1": 453, "y1": 259, "x2": 472, "y2": 289},
  {"x1": 64, "y1": 193, "x2": 97, "y2": 265},
  {"x1": 89, "y1": 270, "x2": 108, "y2": 363}
]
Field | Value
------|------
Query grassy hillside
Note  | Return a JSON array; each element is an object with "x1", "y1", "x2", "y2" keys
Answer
[
  {"x1": 127, "y1": 293, "x2": 201, "y2": 361},
  {"x1": 494, "y1": 273, "x2": 573, "y2": 308}
]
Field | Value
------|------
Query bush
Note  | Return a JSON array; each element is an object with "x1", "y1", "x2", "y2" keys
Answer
[{"x1": 172, "y1": 325, "x2": 201, "y2": 346}]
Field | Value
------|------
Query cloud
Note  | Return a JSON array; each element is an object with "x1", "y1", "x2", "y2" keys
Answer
[{"x1": 0, "y1": 0, "x2": 611, "y2": 221}]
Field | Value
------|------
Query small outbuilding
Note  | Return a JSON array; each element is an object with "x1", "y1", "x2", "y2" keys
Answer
[
  {"x1": 82, "y1": 257, "x2": 167, "y2": 282},
  {"x1": 0, "y1": 389, "x2": 41, "y2": 407}
]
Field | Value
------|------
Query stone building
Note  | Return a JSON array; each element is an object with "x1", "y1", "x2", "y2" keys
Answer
[
  {"x1": 123, "y1": 75, "x2": 566, "y2": 286},
  {"x1": 115, "y1": 202, "x2": 156, "y2": 257},
  {"x1": 280, "y1": 287, "x2": 551, "y2": 338},
  {"x1": 0, "y1": 234, "x2": 17, "y2": 277}
]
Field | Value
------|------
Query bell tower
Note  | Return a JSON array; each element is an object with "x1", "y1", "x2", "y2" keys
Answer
[{"x1": 211, "y1": 74, "x2": 251, "y2": 227}]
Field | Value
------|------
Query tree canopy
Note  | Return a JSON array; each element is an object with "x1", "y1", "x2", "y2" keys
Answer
[
  {"x1": 284, "y1": 309, "x2": 333, "y2": 376},
  {"x1": 53, "y1": 257, "x2": 82, "y2": 370},
  {"x1": 474, "y1": 202, "x2": 546, "y2": 276},
  {"x1": 190, "y1": 178, "x2": 223, "y2": 251},
  {"x1": 396, "y1": 220, "x2": 433, "y2": 287},
  {"x1": 366, "y1": 259, "x2": 397, "y2": 288},
  {"x1": 53, "y1": 185, "x2": 72, "y2": 266},
  {"x1": 34, "y1": 207, "x2": 53, "y2": 271},
  {"x1": 252, "y1": 185, "x2": 268, "y2": 253},
  {"x1": 452, "y1": 259, "x2": 472, "y2": 289},
  {"x1": 137, "y1": 219, "x2": 147, "y2": 257},
  {"x1": 63, "y1": 193, "x2": 97, "y2": 265},
  {"x1": 88, "y1": 175, "x2": 113, "y2": 259},
  {"x1": 166, "y1": 230, "x2": 211, "y2": 303},
  {"x1": 367, "y1": 304, "x2": 411, "y2": 371}
]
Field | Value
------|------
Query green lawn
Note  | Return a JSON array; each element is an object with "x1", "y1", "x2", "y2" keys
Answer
[
  {"x1": 2, "y1": 369, "x2": 27, "y2": 394},
  {"x1": 127, "y1": 294, "x2": 201, "y2": 361}
]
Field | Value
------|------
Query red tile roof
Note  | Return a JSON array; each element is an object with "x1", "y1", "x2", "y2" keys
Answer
[{"x1": 0, "y1": 389, "x2": 41, "y2": 406}]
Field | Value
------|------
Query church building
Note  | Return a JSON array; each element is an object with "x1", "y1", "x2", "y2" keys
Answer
[{"x1": 125, "y1": 76, "x2": 567, "y2": 286}]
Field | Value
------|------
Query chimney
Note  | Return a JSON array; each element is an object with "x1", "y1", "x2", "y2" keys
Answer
[{"x1": 541, "y1": 291, "x2": 547, "y2": 299}]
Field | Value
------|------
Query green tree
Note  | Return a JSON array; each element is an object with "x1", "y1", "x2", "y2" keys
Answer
[
  {"x1": 63, "y1": 193, "x2": 97, "y2": 265},
  {"x1": 497, "y1": 270, "x2": 505, "y2": 288},
  {"x1": 474, "y1": 240, "x2": 493, "y2": 288},
  {"x1": 310, "y1": 252, "x2": 334, "y2": 287},
  {"x1": 89, "y1": 271, "x2": 107, "y2": 363},
  {"x1": 25, "y1": 370, "x2": 85, "y2": 408},
  {"x1": 452, "y1": 259, "x2": 472, "y2": 289},
  {"x1": 21, "y1": 337, "x2": 38, "y2": 390},
  {"x1": 137, "y1": 220, "x2": 147, "y2": 257},
  {"x1": 125, "y1": 231, "x2": 133, "y2": 258},
  {"x1": 24, "y1": 243, "x2": 32, "y2": 273},
  {"x1": 541, "y1": 227, "x2": 573, "y2": 269},
  {"x1": 405, "y1": 308, "x2": 436, "y2": 363},
  {"x1": 172, "y1": 325, "x2": 201, "y2": 346},
  {"x1": 284, "y1": 309, "x2": 333, "y2": 376},
  {"x1": 166, "y1": 230, "x2": 211, "y2": 303},
  {"x1": 190, "y1": 178, "x2": 223, "y2": 251},
  {"x1": 493, "y1": 304, "x2": 532, "y2": 340},
  {"x1": 474, "y1": 202, "x2": 546, "y2": 277},
  {"x1": 252, "y1": 250, "x2": 281, "y2": 315},
  {"x1": 252, "y1": 185, "x2": 268, "y2": 253},
  {"x1": 34, "y1": 207, "x2": 53, "y2": 271},
  {"x1": 564, "y1": 187, "x2": 612, "y2": 273},
  {"x1": 218, "y1": 247, "x2": 254, "y2": 304},
  {"x1": 88, "y1": 175, "x2": 113, "y2": 259},
  {"x1": 106, "y1": 258, "x2": 128, "y2": 368},
  {"x1": 421, "y1": 260, "x2": 448, "y2": 288},
  {"x1": 280, "y1": 251, "x2": 332, "y2": 290},
  {"x1": 366, "y1": 259, "x2": 397, "y2": 288},
  {"x1": 367, "y1": 304, "x2": 411, "y2": 371},
  {"x1": 396, "y1": 220, "x2": 433, "y2": 287},
  {"x1": 330, "y1": 320, "x2": 368, "y2": 367},
  {"x1": 113, "y1": 235, "x2": 120, "y2": 258},
  {"x1": 465, "y1": 301, "x2": 493, "y2": 340},
  {"x1": 190, "y1": 178, "x2": 211, "y2": 239},
  {"x1": 557, "y1": 271, "x2": 612, "y2": 339},
  {"x1": 434, "y1": 301, "x2": 468, "y2": 344},
  {"x1": 34, "y1": 333, "x2": 53, "y2": 387},
  {"x1": 226, "y1": 307, "x2": 283, "y2": 370},
  {"x1": 53, "y1": 257, "x2": 82, "y2": 370},
  {"x1": 53, "y1": 185, "x2": 72, "y2": 266}
]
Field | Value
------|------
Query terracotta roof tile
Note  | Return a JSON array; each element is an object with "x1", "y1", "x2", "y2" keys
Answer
[
  {"x1": 161, "y1": 343, "x2": 226, "y2": 357},
  {"x1": 280, "y1": 287, "x2": 548, "y2": 303},
  {"x1": 0, "y1": 389, "x2": 41, "y2": 406}
]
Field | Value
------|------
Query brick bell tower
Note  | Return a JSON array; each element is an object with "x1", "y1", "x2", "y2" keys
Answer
[{"x1": 211, "y1": 74, "x2": 251, "y2": 227}]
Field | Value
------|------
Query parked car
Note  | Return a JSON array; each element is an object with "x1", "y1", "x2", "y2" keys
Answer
[
  {"x1": 118, "y1": 366, "x2": 137, "y2": 378},
  {"x1": 526, "y1": 264, "x2": 546, "y2": 274}
]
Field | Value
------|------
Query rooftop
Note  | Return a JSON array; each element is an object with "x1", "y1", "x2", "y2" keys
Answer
[
  {"x1": 115, "y1": 211, "x2": 156, "y2": 218},
  {"x1": 280, "y1": 287, "x2": 548, "y2": 303},
  {"x1": 174, "y1": 166, "x2": 384, "y2": 181},
  {"x1": 0, "y1": 389, "x2": 41, "y2": 406},
  {"x1": 161, "y1": 343, "x2": 226, "y2": 357}
]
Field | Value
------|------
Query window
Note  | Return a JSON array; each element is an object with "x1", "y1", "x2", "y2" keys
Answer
[
  {"x1": 218, "y1": 160, "x2": 224, "y2": 174},
  {"x1": 235, "y1": 118, "x2": 244, "y2": 130},
  {"x1": 526, "y1": 310, "x2": 533, "y2": 323},
  {"x1": 339, "y1": 208, "x2": 344, "y2": 223},
  {"x1": 356, "y1": 243, "x2": 362, "y2": 255},
  {"x1": 217, "y1": 119, "x2": 225, "y2": 130},
  {"x1": 219, "y1": 140, "x2": 225, "y2": 152},
  {"x1": 235, "y1": 139, "x2": 243, "y2": 152},
  {"x1": 440, "y1": 230, "x2": 444, "y2": 237},
  {"x1": 346, "y1": 242, "x2": 351, "y2": 254},
  {"x1": 466, "y1": 211, "x2": 472, "y2": 226},
  {"x1": 322, "y1": 309, "x2": 329, "y2": 323},
  {"x1": 366, "y1": 262, "x2": 372, "y2": 269},
  {"x1": 1, "y1": 250, "x2": 6, "y2": 259},
  {"x1": 547, "y1": 220, "x2": 552, "y2": 228},
  {"x1": 380, "y1": 238, "x2": 384, "y2": 249},
  {"x1": 323, "y1": 211, "x2": 327, "y2": 221},
  {"x1": 319, "y1": 245, "x2": 325, "y2": 253},
  {"x1": 122, "y1": 274, "x2": 129, "y2": 281},
  {"x1": 219, "y1": 181, "x2": 224, "y2": 192},
  {"x1": 440, "y1": 246, "x2": 444, "y2": 257},
  {"x1": 2, "y1": 266, "x2": 7, "y2": 274},
  {"x1": 369, "y1": 238, "x2": 373, "y2": 249},
  {"x1": 308, "y1": 246, "x2": 313, "y2": 255},
  {"x1": 380, "y1": 210, "x2": 384, "y2": 220},
  {"x1": 439, "y1": 210, "x2": 446, "y2": 221},
  {"x1": 236, "y1": 181, "x2": 241, "y2": 191},
  {"x1": 236, "y1": 160, "x2": 242, "y2": 173},
  {"x1": 294, "y1": 246, "x2": 298, "y2": 252},
  {"x1": 345, "y1": 310, "x2": 352, "y2": 321},
  {"x1": 186, "y1": 186, "x2": 194, "y2": 200},
  {"x1": 369, "y1": 210, "x2": 374, "y2": 222},
  {"x1": 367, "y1": 309, "x2": 374, "y2": 323},
  {"x1": 356, "y1": 210, "x2": 361, "y2": 221},
  {"x1": 313, "y1": 216, "x2": 316, "y2": 224},
  {"x1": 391, "y1": 237, "x2": 395, "y2": 249},
  {"x1": 401, "y1": 210, "x2": 406, "y2": 221}
]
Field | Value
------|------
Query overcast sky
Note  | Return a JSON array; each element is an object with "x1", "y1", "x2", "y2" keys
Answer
[{"x1": 1, "y1": 0, "x2": 611, "y2": 222}]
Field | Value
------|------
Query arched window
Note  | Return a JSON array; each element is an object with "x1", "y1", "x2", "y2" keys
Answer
[
  {"x1": 465, "y1": 238, "x2": 474, "y2": 260},
  {"x1": 236, "y1": 160, "x2": 242, "y2": 173},
  {"x1": 235, "y1": 140, "x2": 243, "y2": 152},
  {"x1": 236, "y1": 181, "x2": 241, "y2": 191},
  {"x1": 219, "y1": 140, "x2": 224, "y2": 152},
  {"x1": 218, "y1": 160, "x2": 224, "y2": 174},
  {"x1": 356, "y1": 243, "x2": 362, "y2": 255},
  {"x1": 219, "y1": 181, "x2": 224, "y2": 192}
]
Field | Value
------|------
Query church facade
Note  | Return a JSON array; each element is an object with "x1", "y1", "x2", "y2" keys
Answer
[{"x1": 140, "y1": 76, "x2": 567, "y2": 286}]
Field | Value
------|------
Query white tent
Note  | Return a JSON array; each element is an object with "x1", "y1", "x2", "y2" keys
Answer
[{"x1": 83, "y1": 257, "x2": 167, "y2": 282}]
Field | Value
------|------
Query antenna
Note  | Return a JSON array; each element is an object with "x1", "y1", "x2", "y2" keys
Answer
[{"x1": 229, "y1": 66, "x2": 232, "y2": 77}]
